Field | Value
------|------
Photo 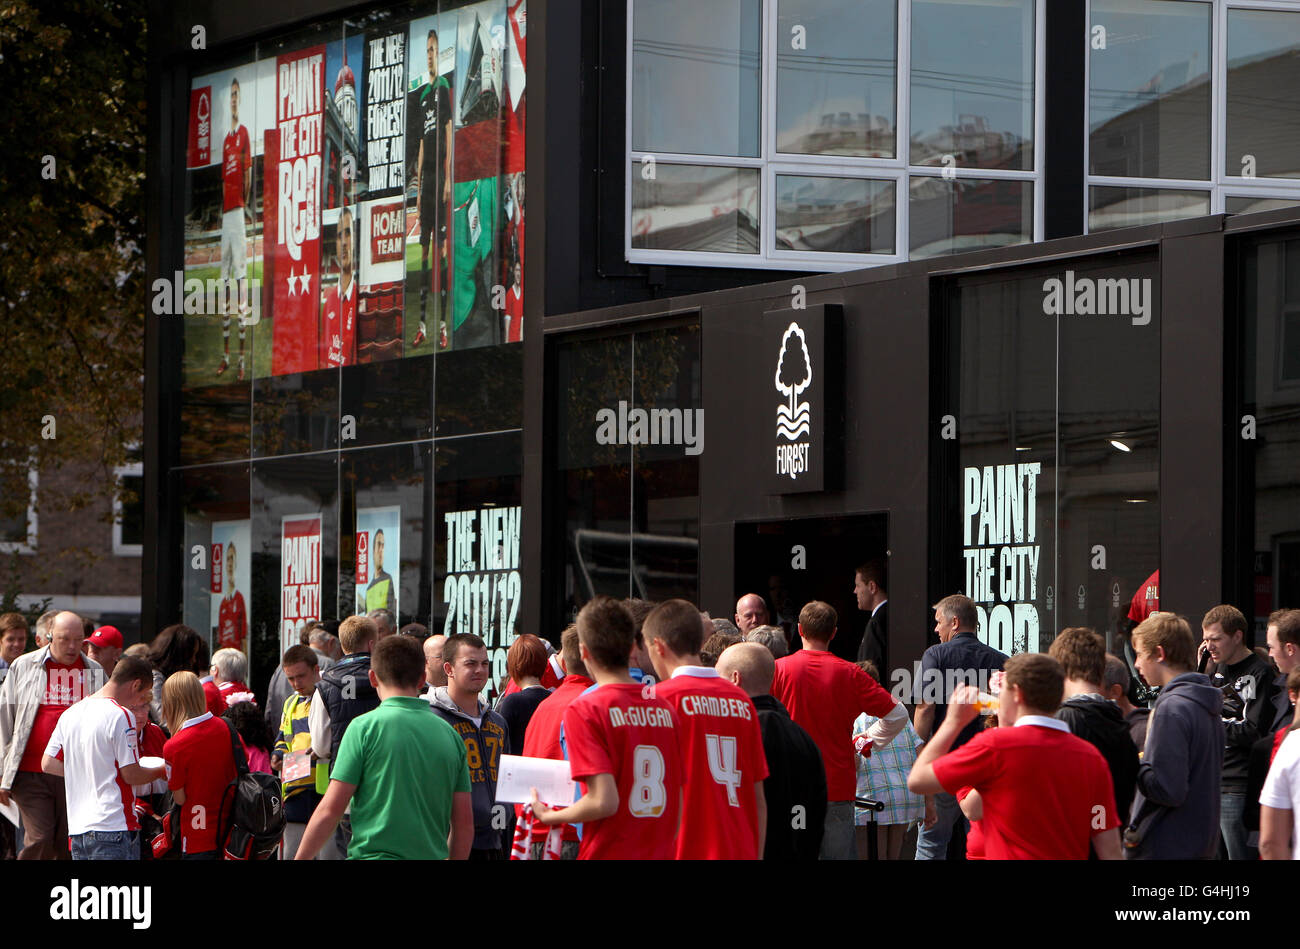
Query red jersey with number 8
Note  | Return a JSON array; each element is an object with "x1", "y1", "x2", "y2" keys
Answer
[
  {"x1": 656, "y1": 670, "x2": 769, "y2": 859},
  {"x1": 562, "y1": 683, "x2": 682, "y2": 860}
]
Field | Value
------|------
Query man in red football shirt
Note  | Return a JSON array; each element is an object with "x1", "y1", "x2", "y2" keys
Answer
[
  {"x1": 532, "y1": 597, "x2": 682, "y2": 860},
  {"x1": 908, "y1": 653, "x2": 1123, "y2": 860},
  {"x1": 217, "y1": 542, "x2": 247, "y2": 653},
  {"x1": 514, "y1": 625, "x2": 591, "y2": 859},
  {"x1": 320, "y1": 207, "x2": 357, "y2": 368},
  {"x1": 770, "y1": 600, "x2": 907, "y2": 859},
  {"x1": 643, "y1": 598, "x2": 768, "y2": 859},
  {"x1": 218, "y1": 76, "x2": 252, "y2": 381}
]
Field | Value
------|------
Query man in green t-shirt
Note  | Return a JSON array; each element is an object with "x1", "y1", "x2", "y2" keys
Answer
[{"x1": 294, "y1": 636, "x2": 473, "y2": 860}]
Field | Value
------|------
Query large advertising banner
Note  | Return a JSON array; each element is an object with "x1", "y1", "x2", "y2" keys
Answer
[
  {"x1": 355, "y1": 505, "x2": 401, "y2": 616},
  {"x1": 281, "y1": 513, "x2": 322, "y2": 655},
  {"x1": 268, "y1": 46, "x2": 326, "y2": 376},
  {"x1": 356, "y1": 27, "x2": 408, "y2": 363},
  {"x1": 210, "y1": 519, "x2": 252, "y2": 655},
  {"x1": 442, "y1": 503, "x2": 521, "y2": 696}
]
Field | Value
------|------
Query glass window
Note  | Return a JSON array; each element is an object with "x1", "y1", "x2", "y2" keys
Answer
[
  {"x1": 1088, "y1": 185, "x2": 1209, "y2": 231},
  {"x1": 1088, "y1": 0, "x2": 1211, "y2": 181},
  {"x1": 631, "y1": 0, "x2": 762, "y2": 157},
  {"x1": 435, "y1": 345, "x2": 524, "y2": 437},
  {"x1": 178, "y1": 463, "x2": 251, "y2": 669},
  {"x1": 1227, "y1": 9, "x2": 1300, "y2": 180},
  {"x1": 631, "y1": 164, "x2": 760, "y2": 254},
  {"x1": 909, "y1": 176, "x2": 1033, "y2": 258},
  {"x1": 1226, "y1": 196, "x2": 1300, "y2": 216},
  {"x1": 434, "y1": 432, "x2": 522, "y2": 702},
  {"x1": 1237, "y1": 236, "x2": 1300, "y2": 639},
  {"x1": 775, "y1": 0, "x2": 896, "y2": 157},
  {"x1": 940, "y1": 253, "x2": 1161, "y2": 655},
  {"x1": 910, "y1": 0, "x2": 1035, "y2": 171},
  {"x1": 775, "y1": 176, "x2": 896, "y2": 254}
]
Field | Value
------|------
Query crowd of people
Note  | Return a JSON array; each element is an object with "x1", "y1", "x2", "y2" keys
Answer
[{"x1": 1, "y1": 569, "x2": 1299, "y2": 861}]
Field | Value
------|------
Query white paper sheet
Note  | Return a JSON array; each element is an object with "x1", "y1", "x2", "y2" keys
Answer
[
  {"x1": 494, "y1": 754, "x2": 575, "y2": 806},
  {"x1": 0, "y1": 797, "x2": 19, "y2": 827}
]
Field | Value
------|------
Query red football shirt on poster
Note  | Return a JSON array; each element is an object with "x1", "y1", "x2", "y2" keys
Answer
[
  {"x1": 164, "y1": 712, "x2": 239, "y2": 855},
  {"x1": 222, "y1": 125, "x2": 250, "y2": 213},
  {"x1": 932, "y1": 719, "x2": 1119, "y2": 860},
  {"x1": 517, "y1": 673, "x2": 592, "y2": 843},
  {"x1": 656, "y1": 669, "x2": 768, "y2": 859},
  {"x1": 1128, "y1": 570, "x2": 1160, "y2": 625},
  {"x1": 770, "y1": 649, "x2": 897, "y2": 801},
  {"x1": 217, "y1": 591, "x2": 246, "y2": 652},
  {"x1": 561, "y1": 683, "x2": 681, "y2": 860},
  {"x1": 19, "y1": 658, "x2": 87, "y2": 773}
]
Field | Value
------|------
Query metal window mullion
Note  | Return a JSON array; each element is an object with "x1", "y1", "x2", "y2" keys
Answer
[
  {"x1": 625, "y1": 0, "x2": 635, "y2": 267},
  {"x1": 1084, "y1": 0, "x2": 1093, "y2": 233},
  {"x1": 899, "y1": 0, "x2": 912, "y2": 258},
  {"x1": 762, "y1": 0, "x2": 777, "y2": 261},
  {"x1": 1213, "y1": 0, "x2": 1229, "y2": 211},
  {"x1": 1034, "y1": 0, "x2": 1045, "y2": 241}
]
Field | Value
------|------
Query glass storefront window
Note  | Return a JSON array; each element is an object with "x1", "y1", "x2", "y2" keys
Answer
[
  {"x1": 631, "y1": 164, "x2": 760, "y2": 254},
  {"x1": 939, "y1": 253, "x2": 1160, "y2": 656},
  {"x1": 1088, "y1": 185, "x2": 1209, "y2": 232},
  {"x1": 1226, "y1": 196, "x2": 1300, "y2": 216},
  {"x1": 909, "y1": 176, "x2": 1033, "y2": 258},
  {"x1": 910, "y1": 0, "x2": 1035, "y2": 171},
  {"x1": 775, "y1": 175, "x2": 896, "y2": 254},
  {"x1": 775, "y1": 0, "x2": 896, "y2": 158},
  {"x1": 1088, "y1": 0, "x2": 1211, "y2": 181},
  {"x1": 1227, "y1": 8, "x2": 1300, "y2": 181},
  {"x1": 630, "y1": 0, "x2": 762, "y2": 158}
]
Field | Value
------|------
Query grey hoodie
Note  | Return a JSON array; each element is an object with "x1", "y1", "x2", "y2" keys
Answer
[
  {"x1": 1126, "y1": 672, "x2": 1224, "y2": 860},
  {"x1": 428, "y1": 686, "x2": 510, "y2": 851}
]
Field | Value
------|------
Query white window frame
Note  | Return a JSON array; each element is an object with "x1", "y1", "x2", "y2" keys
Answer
[
  {"x1": 626, "y1": 0, "x2": 1045, "y2": 272},
  {"x1": 1084, "y1": 0, "x2": 1300, "y2": 233},
  {"x1": 0, "y1": 467, "x2": 38, "y2": 555},
  {"x1": 113, "y1": 453, "x2": 143, "y2": 557}
]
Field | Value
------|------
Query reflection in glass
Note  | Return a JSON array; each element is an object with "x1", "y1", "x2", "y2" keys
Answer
[
  {"x1": 911, "y1": 0, "x2": 1034, "y2": 171},
  {"x1": 180, "y1": 385, "x2": 251, "y2": 465},
  {"x1": 776, "y1": 176, "x2": 896, "y2": 254},
  {"x1": 909, "y1": 176, "x2": 1032, "y2": 258},
  {"x1": 1227, "y1": 10, "x2": 1300, "y2": 180},
  {"x1": 1225, "y1": 196, "x2": 1300, "y2": 216},
  {"x1": 1088, "y1": 186, "x2": 1209, "y2": 232},
  {"x1": 1088, "y1": 0, "x2": 1210, "y2": 180},
  {"x1": 631, "y1": 164, "x2": 760, "y2": 254},
  {"x1": 631, "y1": 0, "x2": 761, "y2": 157},
  {"x1": 252, "y1": 370, "x2": 340, "y2": 458},
  {"x1": 776, "y1": 0, "x2": 896, "y2": 157}
]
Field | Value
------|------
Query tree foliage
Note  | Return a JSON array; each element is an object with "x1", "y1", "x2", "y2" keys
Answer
[{"x1": 0, "y1": 1, "x2": 146, "y2": 523}]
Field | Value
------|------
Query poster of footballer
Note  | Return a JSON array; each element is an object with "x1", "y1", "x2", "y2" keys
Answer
[
  {"x1": 281, "y1": 513, "x2": 322, "y2": 655},
  {"x1": 355, "y1": 505, "x2": 400, "y2": 617},
  {"x1": 209, "y1": 519, "x2": 251, "y2": 655},
  {"x1": 182, "y1": 60, "x2": 271, "y2": 387}
]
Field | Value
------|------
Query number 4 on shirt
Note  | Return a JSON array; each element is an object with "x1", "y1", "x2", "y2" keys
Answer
[{"x1": 705, "y1": 733, "x2": 742, "y2": 807}]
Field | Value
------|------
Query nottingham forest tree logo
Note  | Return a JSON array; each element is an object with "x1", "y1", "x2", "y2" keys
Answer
[
  {"x1": 774, "y1": 322, "x2": 813, "y2": 480},
  {"x1": 775, "y1": 322, "x2": 812, "y2": 442}
]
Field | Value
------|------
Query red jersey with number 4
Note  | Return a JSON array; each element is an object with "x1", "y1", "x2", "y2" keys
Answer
[
  {"x1": 656, "y1": 670, "x2": 768, "y2": 859},
  {"x1": 222, "y1": 125, "x2": 251, "y2": 213},
  {"x1": 562, "y1": 683, "x2": 681, "y2": 860},
  {"x1": 217, "y1": 591, "x2": 246, "y2": 652}
]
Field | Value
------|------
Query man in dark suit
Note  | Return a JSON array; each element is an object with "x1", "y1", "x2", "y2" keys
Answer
[{"x1": 854, "y1": 560, "x2": 889, "y2": 675}]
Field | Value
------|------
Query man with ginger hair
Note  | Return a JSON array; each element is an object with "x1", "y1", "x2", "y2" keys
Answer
[
  {"x1": 1128, "y1": 613, "x2": 1224, "y2": 859},
  {"x1": 717, "y1": 642, "x2": 826, "y2": 860},
  {"x1": 771, "y1": 600, "x2": 907, "y2": 859}
]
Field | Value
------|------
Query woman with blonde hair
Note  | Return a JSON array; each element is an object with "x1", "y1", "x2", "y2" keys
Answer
[{"x1": 161, "y1": 672, "x2": 238, "y2": 859}]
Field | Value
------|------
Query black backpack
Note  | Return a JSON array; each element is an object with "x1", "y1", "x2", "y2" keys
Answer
[{"x1": 217, "y1": 719, "x2": 286, "y2": 860}]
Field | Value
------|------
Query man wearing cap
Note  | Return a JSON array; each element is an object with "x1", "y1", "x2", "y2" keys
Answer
[{"x1": 86, "y1": 627, "x2": 123, "y2": 679}]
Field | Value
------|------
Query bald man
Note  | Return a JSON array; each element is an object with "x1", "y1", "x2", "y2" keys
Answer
[
  {"x1": 735, "y1": 594, "x2": 769, "y2": 635},
  {"x1": 0, "y1": 611, "x2": 104, "y2": 859},
  {"x1": 423, "y1": 634, "x2": 448, "y2": 692},
  {"x1": 716, "y1": 642, "x2": 826, "y2": 860}
]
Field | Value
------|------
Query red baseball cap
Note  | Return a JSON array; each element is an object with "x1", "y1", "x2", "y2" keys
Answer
[{"x1": 88, "y1": 626, "x2": 124, "y2": 650}]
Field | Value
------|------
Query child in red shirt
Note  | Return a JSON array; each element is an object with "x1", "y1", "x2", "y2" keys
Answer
[
  {"x1": 532, "y1": 597, "x2": 682, "y2": 860},
  {"x1": 161, "y1": 672, "x2": 238, "y2": 859}
]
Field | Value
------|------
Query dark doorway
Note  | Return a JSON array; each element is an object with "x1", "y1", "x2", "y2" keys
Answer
[{"x1": 734, "y1": 513, "x2": 889, "y2": 663}]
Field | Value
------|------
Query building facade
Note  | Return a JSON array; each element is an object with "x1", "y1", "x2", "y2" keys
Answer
[{"x1": 146, "y1": 0, "x2": 1300, "y2": 698}]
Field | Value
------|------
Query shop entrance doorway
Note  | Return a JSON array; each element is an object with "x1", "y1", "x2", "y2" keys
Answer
[{"x1": 734, "y1": 513, "x2": 888, "y2": 663}]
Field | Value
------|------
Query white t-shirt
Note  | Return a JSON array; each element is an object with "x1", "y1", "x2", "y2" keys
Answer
[
  {"x1": 1260, "y1": 729, "x2": 1300, "y2": 859},
  {"x1": 45, "y1": 696, "x2": 140, "y2": 835}
]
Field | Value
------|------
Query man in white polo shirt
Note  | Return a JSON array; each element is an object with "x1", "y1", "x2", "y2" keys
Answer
[{"x1": 40, "y1": 656, "x2": 166, "y2": 860}]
